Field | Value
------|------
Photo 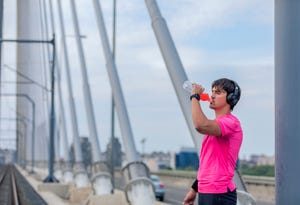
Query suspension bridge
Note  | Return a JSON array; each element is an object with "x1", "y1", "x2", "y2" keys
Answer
[{"x1": 0, "y1": 0, "x2": 299, "y2": 205}]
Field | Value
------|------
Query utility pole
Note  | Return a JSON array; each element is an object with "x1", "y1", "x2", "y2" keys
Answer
[
  {"x1": 0, "y1": 35, "x2": 58, "y2": 182},
  {"x1": 110, "y1": 0, "x2": 117, "y2": 192},
  {"x1": 46, "y1": 0, "x2": 73, "y2": 183}
]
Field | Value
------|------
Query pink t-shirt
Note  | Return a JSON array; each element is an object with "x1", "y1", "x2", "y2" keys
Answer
[{"x1": 197, "y1": 113, "x2": 243, "y2": 193}]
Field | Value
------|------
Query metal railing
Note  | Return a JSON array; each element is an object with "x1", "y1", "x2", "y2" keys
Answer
[{"x1": 152, "y1": 170, "x2": 275, "y2": 187}]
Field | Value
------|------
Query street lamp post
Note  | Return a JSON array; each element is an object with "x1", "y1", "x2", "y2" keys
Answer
[
  {"x1": 140, "y1": 138, "x2": 146, "y2": 158},
  {"x1": 0, "y1": 34, "x2": 57, "y2": 182}
]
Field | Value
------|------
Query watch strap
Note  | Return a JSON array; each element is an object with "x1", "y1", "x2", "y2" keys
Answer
[{"x1": 190, "y1": 94, "x2": 200, "y2": 101}]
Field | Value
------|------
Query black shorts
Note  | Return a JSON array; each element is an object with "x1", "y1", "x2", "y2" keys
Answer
[{"x1": 198, "y1": 189, "x2": 237, "y2": 205}]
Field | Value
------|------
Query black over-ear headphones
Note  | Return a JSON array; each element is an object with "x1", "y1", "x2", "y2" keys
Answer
[{"x1": 226, "y1": 81, "x2": 240, "y2": 106}]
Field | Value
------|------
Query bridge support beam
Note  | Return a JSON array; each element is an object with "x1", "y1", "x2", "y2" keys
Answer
[{"x1": 275, "y1": 0, "x2": 300, "y2": 204}]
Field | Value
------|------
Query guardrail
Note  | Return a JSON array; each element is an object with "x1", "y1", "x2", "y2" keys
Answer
[
  {"x1": 152, "y1": 170, "x2": 275, "y2": 187},
  {"x1": 242, "y1": 175, "x2": 275, "y2": 186}
]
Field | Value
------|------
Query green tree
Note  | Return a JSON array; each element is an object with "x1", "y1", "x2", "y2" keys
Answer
[{"x1": 240, "y1": 165, "x2": 274, "y2": 177}]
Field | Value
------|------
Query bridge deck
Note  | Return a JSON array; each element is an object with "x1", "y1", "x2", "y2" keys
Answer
[{"x1": 0, "y1": 164, "x2": 274, "y2": 205}]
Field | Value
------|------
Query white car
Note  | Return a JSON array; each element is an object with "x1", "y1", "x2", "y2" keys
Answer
[{"x1": 151, "y1": 175, "x2": 165, "y2": 201}]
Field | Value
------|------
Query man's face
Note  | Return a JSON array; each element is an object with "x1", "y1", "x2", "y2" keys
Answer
[{"x1": 209, "y1": 86, "x2": 229, "y2": 110}]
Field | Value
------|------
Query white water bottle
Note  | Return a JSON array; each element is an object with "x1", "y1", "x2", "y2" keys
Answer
[
  {"x1": 182, "y1": 81, "x2": 193, "y2": 93},
  {"x1": 183, "y1": 81, "x2": 210, "y2": 102}
]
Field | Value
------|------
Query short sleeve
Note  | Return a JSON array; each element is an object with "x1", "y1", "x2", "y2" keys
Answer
[{"x1": 215, "y1": 115, "x2": 239, "y2": 137}]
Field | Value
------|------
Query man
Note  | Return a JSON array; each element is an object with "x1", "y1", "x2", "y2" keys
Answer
[{"x1": 182, "y1": 78, "x2": 242, "y2": 205}]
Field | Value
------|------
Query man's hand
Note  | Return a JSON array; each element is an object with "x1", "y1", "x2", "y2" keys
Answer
[
  {"x1": 182, "y1": 188, "x2": 197, "y2": 205},
  {"x1": 192, "y1": 83, "x2": 205, "y2": 95}
]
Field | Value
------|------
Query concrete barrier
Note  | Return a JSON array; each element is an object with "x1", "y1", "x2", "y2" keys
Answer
[
  {"x1": 37, "y1": 183, "x2": 71, "y2": 199},
  {"x1": 20, "y1": 165, "x2": 274, "y2": 205},
  {"x1": 69, "y1": 186, "x2": 93, "y2": 205}
]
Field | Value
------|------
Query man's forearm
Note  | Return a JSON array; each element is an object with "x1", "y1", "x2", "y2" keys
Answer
[{"x1": 192, "y1": 99, "x2": 208, "y2": 131}]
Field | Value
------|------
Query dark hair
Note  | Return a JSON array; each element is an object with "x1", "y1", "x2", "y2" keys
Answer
[{"x1": 212, "y1": 78, "x2": 241, "y2": 110}]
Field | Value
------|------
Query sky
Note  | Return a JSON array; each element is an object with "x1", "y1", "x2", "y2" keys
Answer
[{"x1": 0, "y1": 0, "x2": 274, "y2": 160}]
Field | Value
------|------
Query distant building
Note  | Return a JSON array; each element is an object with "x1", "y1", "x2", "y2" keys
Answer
[
  {"x1": 169, "y1": 152, "x2": 176, "y2": 169},
  {"x1": 241, "y1": 154, "x2": 275, "y2": 167},
  {"x1": 0, "y1": 149, "x2": 17, "y2": 164},
  {"x1": 143, "y1": 151, "x2": 171, "y2": 172},
  {"x1": 175, "y1": 147, "x2": 199, "y2": 170},
  {"x1": 105, "y1": 136, "x2": 122, "y2": 168},
  {"x1": 256, "y1": 155, "x2": 275, "y2": 166},
  {"x1": 70, "y1": 136, "x2": 92, "y2": 168},
  {"x1": 140, "y1": 148, "x2": 199, "y2": 171}
]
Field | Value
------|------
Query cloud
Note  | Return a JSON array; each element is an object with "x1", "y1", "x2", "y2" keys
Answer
[{"x1": 156, "y1": 0, "x2": 273, "y2": 39}]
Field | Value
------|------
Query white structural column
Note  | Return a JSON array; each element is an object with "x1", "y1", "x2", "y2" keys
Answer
[
  {"x1": 69, "y1": 0, "x2": 110, "y2": 191},
  {"x1": 145, "y1": 0, "x2": 201, "y2": 152},
  {"x1": 56, "y1": 0, "x2": 89, "y2": 187},
  {"x1": 91, "y1": 0, "x2": 154, "y2": 203},
  {"x1": 16, "y1": 0, "x2": 49, "y2": 169}
]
